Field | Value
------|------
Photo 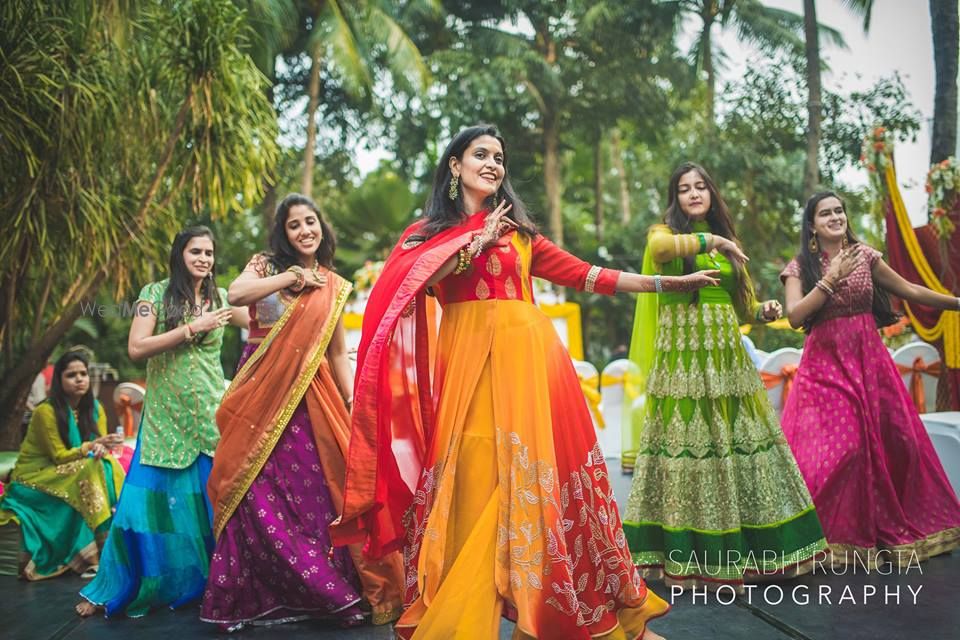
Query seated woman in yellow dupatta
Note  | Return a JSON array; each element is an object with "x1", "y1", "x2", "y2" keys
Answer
[
  {"x1": 332, "y1": 125, "x2": 720, "y2": 640},
  {"x1": 201, "y1": 194, "x2": 403, "y2": 631},
  {"x1": 0, "y1": 351, "x2": 124, "y2": 580}
]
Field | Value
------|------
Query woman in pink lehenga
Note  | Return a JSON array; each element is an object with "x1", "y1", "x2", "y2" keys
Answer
[{"x1": 780, "y1": 191, "x2": 960, "y2": 567}]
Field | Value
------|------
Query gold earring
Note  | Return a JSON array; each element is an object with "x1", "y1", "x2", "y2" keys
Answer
[
  {"x1": 809, "y1": 232, "x2": 819, "y2": 253},
  {"x1": 448, "y1": 174, "x2": 459, "y2": 201},
  {"x1": 841, "y1": 234, "x2": 848, "y2": 249},
  {"x1": 492, "y1": 192, "x2": 499, "y2": 208}
]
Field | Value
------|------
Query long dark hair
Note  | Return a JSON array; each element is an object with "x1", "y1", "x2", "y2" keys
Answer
[
  {"x1": 163, "y1": 226, "x2": 222, "y2": 331},
  {"x1": 797, "y1": 191, "x2": 898, "y2": 328},
  {"x1": 48, "y1": 351, "x2": 97, "y2": 446},
  {"x1": 662, "y1": 162, "x2": 753, "y2": 314},
  {"x1": 266, "y1": 193, "x2": 336, "y2": 272},
  {"x1": 422, "y1": 124, "x2": 537, "y2": 237}
]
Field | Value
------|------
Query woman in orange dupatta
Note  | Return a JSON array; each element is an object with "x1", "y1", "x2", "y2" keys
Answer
[
  {"x1": 201, "y1": 195, "x2": 403, "y2": 631},
  {"x1": 331, "y1": 126, "x2": 719, "y2": 640}
]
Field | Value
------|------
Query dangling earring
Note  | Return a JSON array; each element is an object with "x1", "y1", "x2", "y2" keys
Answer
[
  {"x1": 492, "y1": 191, "x2": 499, "y2": 208},
  {"x1": 809, "y1": 231, "x2": 819, "y2": 253},
  {"x1": 841, "y1": 234, "x2": 848, "y2": 249},
  {"x1": 448, "y1": 174, "x2": 459, "y2": 201}
]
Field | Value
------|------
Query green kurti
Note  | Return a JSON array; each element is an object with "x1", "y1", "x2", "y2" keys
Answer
[
  {"x1": 622, "y1": 222, "x2": 826, "y2": 585},
  {"x1": 0, "y1": 400, "x2": 123, "y2": 578},
  {"x1": 137, "y1": 279, "x2": 227, "y2": 469}
]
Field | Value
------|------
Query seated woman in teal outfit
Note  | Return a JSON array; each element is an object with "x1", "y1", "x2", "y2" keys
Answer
[
  {"x1": 0, "y1": 351, "x2": 125, "y2": 580},
  {"x1": 76, "y1": 225, "x2": 248, "y2": 618}
]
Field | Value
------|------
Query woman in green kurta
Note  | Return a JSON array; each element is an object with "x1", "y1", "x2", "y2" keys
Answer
[
  {"x1": 622, "y1": 162, "x2": 827, "y2": 589},
  {"x1": 0, "y1": 351, "x2": 125, "y2": 580},
  {"x1": 77, "y1": 225, "x2": 248, "y2": 617}
]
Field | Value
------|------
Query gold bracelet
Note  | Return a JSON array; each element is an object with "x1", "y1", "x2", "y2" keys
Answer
[
  {"x1": 453, "y1": 246, "x2": 472, "y2": 274},
  {"x1": 287, "y1": 266, "x2": 305, "y2": 291}
]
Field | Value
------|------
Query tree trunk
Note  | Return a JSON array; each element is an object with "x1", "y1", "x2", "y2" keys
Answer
[
  {"x1": 302, "y1": 44, "x2": 322, "y2": 197},
  {"x1": 544, "y1": 110, "x2": 563, "y2": 246},
  {"x1": 262, "y1": 83, "x2": 278, "y2": 229},
  {"x1": 702, "y1": 7, "x2": 716, "y2": 124},
  {"x1": 594, "y1": 132, "x2": 604, "y2": 242},
  {"x1": 262, "y1": 183, "x2": 277, "y2": 230},
  {"x1": 929, "y1": 0, "x2": 959, "y2": 163},
  {"x1": 803, "y1": 0, "x2": 823, "y2": 197},
  {"x1": 0, "y1": 89, "x2": 195, "y2": 447},
  {"x1": 610, "y1": 129, "x2": 631, "y2": 224}
]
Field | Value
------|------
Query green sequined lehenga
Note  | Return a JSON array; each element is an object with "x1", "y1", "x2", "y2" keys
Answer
[{"x1": 621, "y1": 223, "x2": 826, "y2": 588}]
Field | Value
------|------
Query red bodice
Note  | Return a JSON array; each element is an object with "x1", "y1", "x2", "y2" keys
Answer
[{"x1": 434, "y1": 232, "x2": 620, "y2": 305}]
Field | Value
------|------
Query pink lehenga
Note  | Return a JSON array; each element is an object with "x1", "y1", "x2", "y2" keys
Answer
[{"x1": 780, "y1": 246, "x2": 960, "y2": 566}]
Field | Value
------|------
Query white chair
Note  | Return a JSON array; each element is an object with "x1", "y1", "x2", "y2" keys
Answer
[
  {"x1": 740, "y1": 334, "x2": 763, "y2": 369},
  {"x1": 597, "y1": 359, "x2": 633, "y2": 459},
  {"x1": 892, "y1": 342, "x2": 940, "y2": 414},
  {"x1": 572, "y1": 359, "x2": 602, "y2": 431},
  {"x1": 919, "y1": 412, "x2": 960, "y2": 498},
  {"x1": 759, "y1": 348, "x2": 802, "y2": 415},
  {"x1": 112, "y1": 382, "x2": 145, "y2": 438}
]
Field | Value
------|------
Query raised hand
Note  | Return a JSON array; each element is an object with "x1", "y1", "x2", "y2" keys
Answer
[
  {"x1": 302, "y1": 268, "x2": 327, "y2": 289},
  {"x1": 714, "y1": 236, "x2": 749, "y2": 267},
  {"x1": 825, "y1": 244, "x2": 861, "y2": 285},
  {"x1": 673, "y1": 269, "x2": 721, "y2": 292},
  {"x1": 189, "y1": 307, "x2": 233, "y2": 334},
  {"x1": 472, "y1": 201, "x2": 517, "y2": 256},
  {"x1": 759, "y1": 300, "x2": 783, "y2": 321}
]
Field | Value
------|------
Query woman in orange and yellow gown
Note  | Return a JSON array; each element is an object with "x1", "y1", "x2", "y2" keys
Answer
[{"x1": 332, "y1": 125, "x2": 719, "y2": 639}]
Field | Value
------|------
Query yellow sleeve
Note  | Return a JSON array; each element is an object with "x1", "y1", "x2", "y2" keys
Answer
[
  {"x1": 31, "y1": 404, "x2": 88, "y2": 464},
  {"x1": 646, "y1": 224, "x2": 704, "y2": 264}
]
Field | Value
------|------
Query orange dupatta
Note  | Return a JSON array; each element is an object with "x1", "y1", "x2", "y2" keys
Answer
[{"x1": 208, "y1": 270, "x2": 351, "y2": 538}]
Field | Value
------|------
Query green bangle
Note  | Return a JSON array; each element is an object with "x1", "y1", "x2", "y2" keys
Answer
[{"x1": 697, "y1": 233, "x2": 708, "y2": 253}]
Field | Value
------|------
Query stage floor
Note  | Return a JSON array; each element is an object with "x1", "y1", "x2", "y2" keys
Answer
[{"x1": 2, "y1": 464, "x2": 956, "y2": 639}]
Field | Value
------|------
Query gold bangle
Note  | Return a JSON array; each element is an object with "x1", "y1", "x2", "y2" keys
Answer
[{"x1": 287, "y1": 266, "x2": 305, "y2": 291}]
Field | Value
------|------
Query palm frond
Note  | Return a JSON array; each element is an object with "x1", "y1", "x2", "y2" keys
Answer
[
  {"x1": 840, "y1": 0, "x2": 874, "y2": 33},
  {"x1": 315, "y1": 0, "x2": 373, "y2": 96},
  {"x1": 366, "y1": 7, "x2": 431, "y2": 92}
]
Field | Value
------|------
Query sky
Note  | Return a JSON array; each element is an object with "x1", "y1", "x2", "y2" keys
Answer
[{"x1": 354, "y1": 1, "x2": 942, "y2": 225}]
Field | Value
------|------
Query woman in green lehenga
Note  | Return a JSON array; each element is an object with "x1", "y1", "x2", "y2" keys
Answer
[
  {"x1": 0, "y1": 351, "x2": 124, "y2": 580},
  {"x1": 621, "y1": 162, "x2": 827, "y2": 590}
]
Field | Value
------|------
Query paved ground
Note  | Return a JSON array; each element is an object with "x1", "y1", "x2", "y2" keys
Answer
[{"x1": 2, "y1": 462, "x2": 957, "y2": 639}]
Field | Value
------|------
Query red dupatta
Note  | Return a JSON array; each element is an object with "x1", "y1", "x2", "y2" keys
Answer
[{"x1": 331, "y1": 212, "x2": 488, "y2": 556}]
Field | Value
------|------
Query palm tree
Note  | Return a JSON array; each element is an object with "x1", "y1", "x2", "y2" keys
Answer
[
  {"x1": 0, "y1": 0, "x2": 278, "y2": 446},
  {"x1": 300, "y1": 1, "x2": 431, "y2": 198},
  {"x1": 234, "y1": 0, "x2": 299, "y2": 223},
  {"x1": 842, "y1": 0, "x2": 958, "y2": 163},
  {"x1": 927, "y1": 0, "x2": 958, "y2": 163},
  {"x1": 803, "y1": 0, "x2": 823, "y2": 195},
  {"x1": 673, "y1": 0, "x2": 843, "y2": 123}
]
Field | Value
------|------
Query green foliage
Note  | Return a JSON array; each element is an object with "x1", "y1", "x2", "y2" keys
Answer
[
  {"x1": 0, "y1": 0, "x2": 278, "y2": 437},
  {"x1": 8, "y1": 0, "x2": 936, "y2": 395},
  {"x1": 821, "y1": 73, "x2": 922, "y2": 180}
]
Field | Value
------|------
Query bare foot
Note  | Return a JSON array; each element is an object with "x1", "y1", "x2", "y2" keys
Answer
[
  {"x1": 75, "y1": 601, "x2": 100, "y2": 617},
  {"x1": 642, "y1": 628, "x2": 666, "y2": 640}
]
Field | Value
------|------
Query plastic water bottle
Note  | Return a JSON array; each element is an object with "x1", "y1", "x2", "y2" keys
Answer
[{"x1": 114, "y1": 426, "x2": 124, "y2": 455}]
